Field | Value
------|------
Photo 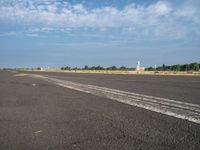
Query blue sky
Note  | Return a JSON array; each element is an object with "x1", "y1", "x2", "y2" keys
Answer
[{"x1": 0, "y1": 0, "x2": 200, "y2": 68}]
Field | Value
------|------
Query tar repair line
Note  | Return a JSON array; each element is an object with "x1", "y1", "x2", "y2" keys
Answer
[{"x1": 31, "y1": 74, "x2": 200, "y2": 124}]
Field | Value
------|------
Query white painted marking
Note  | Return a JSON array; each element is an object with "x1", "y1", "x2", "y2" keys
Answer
[
  {"x1": 32, "y1": 84, "x2": 36, "y2": 86},
  {"x1": 31, "y1": 74, "x2": 200, "y2": 124},
  {"x1": 34, "y1": 130, "x2": 42, "y2": 134}
]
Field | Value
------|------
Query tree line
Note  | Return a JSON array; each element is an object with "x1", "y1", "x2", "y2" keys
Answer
[
  {"x1": 145, "y1": 63, "x2": 200, "y2": 71},
  {"x1": 61, "y1": 62, "x2": 200, "y2": 71},
  {"x1": 61, "y1": 65, "x2": 129, "y2": 71}
]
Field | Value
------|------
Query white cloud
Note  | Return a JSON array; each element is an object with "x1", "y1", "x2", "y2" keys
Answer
[
  {"x1": 0, "y1": 31, "x2": 41, "y2": 37},
  {"x1": 174, "y1": 0, "x2": 200, "y2": 23},
  {"x1": 0, "y1": 0, "x2": 199, "y2": 39},
  {"x1": 149, "y1": 1, "x2": 171, "y2": 15}
]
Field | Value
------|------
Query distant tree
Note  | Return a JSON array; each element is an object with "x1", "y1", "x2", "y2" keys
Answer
[
  {"x1": 119, "y1": 66, "x2": 127, "y2": 70},
  {"x1": 165, "y1": 66, "x2": 171, "y2": 71},
  {"x1": 162, "y1": 64, "x2": 166, "y2": 71},
  {"x1": 84, "y1": 65, "x2": 89, "y2": 70},
  {"x1": 61, "y1": 66, "x2": 71, "y2": 70},
  {"x1": 156, "y1": 64, "x2": 166, "y2": 71},
  {"x1": 156, "y1": 66, "x2": 162, "y2": 71},
  {"x1": 180, "y1": 64, "x2": 190, "y2": 71},
  {"x1": 107, "y1": 66, "x2": 117, "y2": 70},
  {"x1": 72, "y1": 67, "x2": 79, "y2": 70},
  {"x1": 90, "y1": 66, "x2": 96, "y2": 70},
  {"x1": 96, "y1": 65, "x2": 104, "y2": 70},
  {"x1": 145, "y1": 67, "x2": 154, "y2": 71},
  {"x1": 186, "y1": 64, "x2": 190, "y2": 71},
  {"x1": 189, "y1": 63, "x2": 199, "y2": 71},
  {"x1": 171, "y1": 64, "x2": 181, "y2": 71},
  {"x1": 37, "y1": 67, "x2": 42, "y2": 70}
]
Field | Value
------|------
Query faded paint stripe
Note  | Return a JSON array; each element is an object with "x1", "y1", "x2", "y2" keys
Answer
[{"x1": 31, "y1": 74, "x2": 200, "y2": 124}]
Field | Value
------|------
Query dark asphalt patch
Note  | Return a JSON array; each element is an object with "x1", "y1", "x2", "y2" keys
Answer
[{"x1": 0, "y1": 71, "x2": 200, "y2": 150}]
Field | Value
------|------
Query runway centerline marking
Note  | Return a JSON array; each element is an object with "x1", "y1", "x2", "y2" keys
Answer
[{"x1": 30, "y1": 74, "x2": 200, "y2": 124}]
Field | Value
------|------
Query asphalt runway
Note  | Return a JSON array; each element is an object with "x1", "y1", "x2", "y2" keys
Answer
[
  {"x1": 0, "y1": 70, "x2": 200, "y2": 149},
  {"x1": 26, "y1": 71, "x2": 200, "y2": 105}
]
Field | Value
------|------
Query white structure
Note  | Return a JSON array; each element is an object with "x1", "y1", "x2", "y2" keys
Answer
[
  {"x1": 136, "y1": 61, "x2": 145, "y2": 71},
  {"x1": 136, "y1": 61, "x2": 140, "y2": 71}
]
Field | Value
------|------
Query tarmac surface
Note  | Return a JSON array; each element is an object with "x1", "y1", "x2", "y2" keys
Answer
[
  {"x1": 0, "y1": 70, "x2": 200, "y2": 150},
  {"x1": 27, "y1": 71, "x2": 200, "y2": 105}
]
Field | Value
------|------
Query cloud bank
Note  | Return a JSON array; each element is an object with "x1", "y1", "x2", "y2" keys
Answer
[{"x1": 0, "y1": 0, "x2": 200, "y2": 39}]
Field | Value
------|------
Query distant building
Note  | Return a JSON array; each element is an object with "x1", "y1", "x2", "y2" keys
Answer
[{"x1": 136, "y1": 61, "x2": 145, "y2": 71}]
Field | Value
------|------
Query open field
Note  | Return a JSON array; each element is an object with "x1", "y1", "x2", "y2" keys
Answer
[{"x1": 23, "y1": 69, "x2": 200, "y2": 76}]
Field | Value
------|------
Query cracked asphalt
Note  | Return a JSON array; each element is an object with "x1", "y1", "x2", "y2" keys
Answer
[{"x1": 0, "y1": 70, "x2": 200, "y2": 150}]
